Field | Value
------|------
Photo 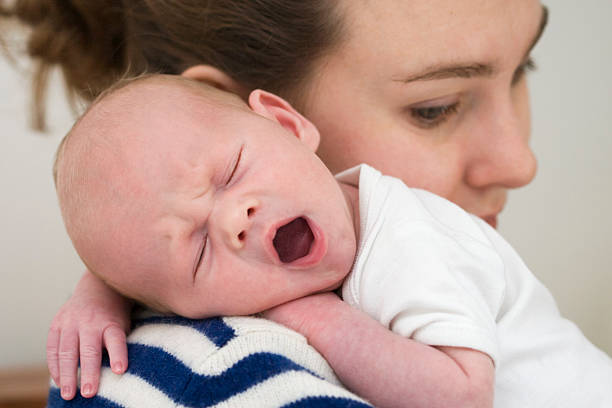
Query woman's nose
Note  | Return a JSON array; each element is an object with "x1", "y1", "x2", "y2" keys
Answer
[
  {"x1": 213, "y1": 197, "x2": 259, "y2": 250},
  {"x1": 465, "y1": 93, "x2": 537, "y2": 189}
]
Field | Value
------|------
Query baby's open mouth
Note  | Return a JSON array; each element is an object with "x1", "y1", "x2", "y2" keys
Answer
[{"x1": 273, "y1": 217, "x2": 314, "y2": 263}]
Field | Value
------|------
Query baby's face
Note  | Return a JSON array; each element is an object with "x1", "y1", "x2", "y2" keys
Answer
[{"x1": 81, "y1": 83, "x2": 357, "y2": 318}]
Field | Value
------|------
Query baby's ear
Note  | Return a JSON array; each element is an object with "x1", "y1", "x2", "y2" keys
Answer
[{"x1": 248, "y1": 90, "x2": 320, "y2": 152}]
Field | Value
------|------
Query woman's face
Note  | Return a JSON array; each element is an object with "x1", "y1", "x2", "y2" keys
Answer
[{"x1": 302, "y1": 0, "x2": 547, "y2": 228}]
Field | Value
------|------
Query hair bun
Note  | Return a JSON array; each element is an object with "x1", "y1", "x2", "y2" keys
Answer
[{"x1": 7, "y1": 0, "x2": 127, "y2": 129}]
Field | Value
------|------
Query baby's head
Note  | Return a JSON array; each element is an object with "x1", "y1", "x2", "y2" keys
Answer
[{"x1": 55, "y1": 75, "x2": 357, "y2": 318}]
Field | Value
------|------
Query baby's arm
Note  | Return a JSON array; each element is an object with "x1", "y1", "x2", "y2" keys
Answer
[
  {"x1": 264, "y1": 292, "x2": 494, "y2": 408},
  {"x1": 47, "y1": 271, "x2": 132, "y2": 400}
]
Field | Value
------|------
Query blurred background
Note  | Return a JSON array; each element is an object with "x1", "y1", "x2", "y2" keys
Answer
[{"x1": 1, "y1": 0, "x2": 611, "y2": 390}]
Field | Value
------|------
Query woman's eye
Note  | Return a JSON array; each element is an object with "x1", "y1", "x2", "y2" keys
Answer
[
  {"x1": 226, "y1": 146, "x2": 243, "y2": 185},
  {"x1": 409, "y1": 102, "x2": 460, "y2": 129},
  {"x1": 512, "y1": 57, "x2": 537, "y2": 86}
]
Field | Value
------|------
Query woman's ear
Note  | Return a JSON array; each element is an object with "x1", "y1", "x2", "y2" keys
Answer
[
  {"x1": 181, "y1": 65, "x2": 249, "y2": 99},
  {"x1": 248, "y1": 89, "x2": 321, "y2": 152}
]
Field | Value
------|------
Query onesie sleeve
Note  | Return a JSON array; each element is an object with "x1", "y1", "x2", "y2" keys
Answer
[{"x1": 343, "y1": 189, "x2": 506, "y2": 366}]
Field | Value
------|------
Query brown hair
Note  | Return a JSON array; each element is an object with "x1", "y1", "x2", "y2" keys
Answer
[{"x1": 3, "y1": 0, "x2": 345, "y2": 130}]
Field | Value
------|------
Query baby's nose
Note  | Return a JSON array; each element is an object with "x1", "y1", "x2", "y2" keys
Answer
[{"x1": 221, "y1": 198, "x2": 259, "y2": 250}]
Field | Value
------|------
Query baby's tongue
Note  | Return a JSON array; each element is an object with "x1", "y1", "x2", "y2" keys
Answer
[{"x1": 273, "y1": 217, "x2": 314, "y2": 263}]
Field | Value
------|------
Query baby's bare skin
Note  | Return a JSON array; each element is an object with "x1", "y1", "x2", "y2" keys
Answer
[{"x1": 52, "y1": 76, "x2": 494, "y2": 407}]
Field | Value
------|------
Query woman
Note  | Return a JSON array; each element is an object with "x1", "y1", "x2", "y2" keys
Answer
[{"x1": 7, "y1": 0, "x2": 549, "y2": 406}]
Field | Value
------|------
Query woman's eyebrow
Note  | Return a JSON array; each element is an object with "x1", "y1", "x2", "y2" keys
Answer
[
  {"x1": 394, "y1": 5, "x2": 549, "y2": 84},
  {"x1": 395, "y1": 63, "x2": 494, "y2": 83}
]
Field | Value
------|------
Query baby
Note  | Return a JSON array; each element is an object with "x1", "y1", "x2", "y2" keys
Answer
[{"x1": 55, "y1": 75, "x2": 612, "y2": 407}]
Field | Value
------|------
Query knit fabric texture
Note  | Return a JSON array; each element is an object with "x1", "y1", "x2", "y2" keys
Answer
[{"x1": 47, "y1": 312, "x2": 372, "y2": 407}]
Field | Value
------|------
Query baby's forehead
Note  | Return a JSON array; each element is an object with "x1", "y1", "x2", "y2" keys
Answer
[{"x1": 63, "y1": 76, "x2": 253, "y2": 199}]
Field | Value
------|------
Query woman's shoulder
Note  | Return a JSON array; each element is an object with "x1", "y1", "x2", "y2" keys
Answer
[
  {"x1": 47, "y1": 313, "x2": 372, "y2": 407},
  {"x1": 129, "y1": 313, "x2": 338, "y2": 382}
]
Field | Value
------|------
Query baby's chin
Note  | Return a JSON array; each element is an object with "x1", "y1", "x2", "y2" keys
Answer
[{"x1": 316, "y1": 279, "x2": 345, "y2": 294}]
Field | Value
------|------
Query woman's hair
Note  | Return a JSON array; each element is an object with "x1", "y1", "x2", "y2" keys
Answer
[{"x1": 3, "y1": 0, "x2": 345, "y2": 129}]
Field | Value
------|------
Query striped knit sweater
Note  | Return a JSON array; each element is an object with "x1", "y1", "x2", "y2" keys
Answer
[{"x1": 47, "y1": 311, "x2": 372, "y2": 407}]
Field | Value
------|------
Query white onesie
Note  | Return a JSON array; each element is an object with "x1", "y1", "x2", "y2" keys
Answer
[{"x1": 339, "y1": 164, "x2": 612, "y2": 407}]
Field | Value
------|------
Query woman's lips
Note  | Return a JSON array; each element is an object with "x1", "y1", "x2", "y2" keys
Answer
[
  {"x1": 474, "y1": 194, "x2": 506, "y2": 229},
  {"x1": 267, "y1": 216, "x2": 327, "y2": 267}
]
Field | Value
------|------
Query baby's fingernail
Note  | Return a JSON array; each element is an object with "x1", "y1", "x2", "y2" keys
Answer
[
  {"x1": 82, "y1": 383, "x2": 93, "y2": 396},
  {"x1": 61, "y1": 386, "x2": 72, "y2": 399},
  {"x1": 112, "y1": 362, "x2": 123, "y2": 373}
]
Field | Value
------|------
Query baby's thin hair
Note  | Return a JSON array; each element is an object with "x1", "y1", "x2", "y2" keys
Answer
[
  {"x1": 52, "y1": 73, "x2": 210, "y2": 186},
  {"x1": 52, "y1": 72, "x2": 146, "y2": 185}
]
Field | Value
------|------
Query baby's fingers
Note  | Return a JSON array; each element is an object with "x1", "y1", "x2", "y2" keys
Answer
[
  {"x1": 58, "y1": 330, "x2": 79, "y2": 400},
  {"x1": 46, "y1": 327, "x2": 61, "y2": 387},
  {"x1": 78, "y1": 329, "x2": 103, "y2": 398},
  {"x1": 103, "y1": 325, "x2": 128, "y2": 374}
]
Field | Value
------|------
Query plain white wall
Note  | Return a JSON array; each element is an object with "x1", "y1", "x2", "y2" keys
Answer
[
  {"x1": 1, "y1": 1, "x2": 611, "y2": 368},
  {"x1": 499, "y1": 0, "x2": 612, "y2": 353},
  {"x1": 1, "y1": 30, "x2": 83, "y2": 367}
]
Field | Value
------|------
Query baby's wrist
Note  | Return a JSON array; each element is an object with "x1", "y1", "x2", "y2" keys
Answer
[
  {"x1": 293, "y1": 293, "x2": 354, "y2": 346},
  {"x1": 263, "y1": 292, "x2": 347, "y2": 342}
]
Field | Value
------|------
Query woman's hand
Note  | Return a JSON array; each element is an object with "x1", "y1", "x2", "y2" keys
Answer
[{"x1": 47, "y1": 271, "x2": 133, "y2": 400}]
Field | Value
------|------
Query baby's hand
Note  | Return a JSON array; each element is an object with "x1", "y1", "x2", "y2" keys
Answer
[{"x1": 47, "y1": 271, "x2": 132, "y2": 400}]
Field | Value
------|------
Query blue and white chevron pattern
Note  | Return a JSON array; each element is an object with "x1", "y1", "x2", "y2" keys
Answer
[{"x1": 47, "y1": 314, "x2": 372, "y2": 407}]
